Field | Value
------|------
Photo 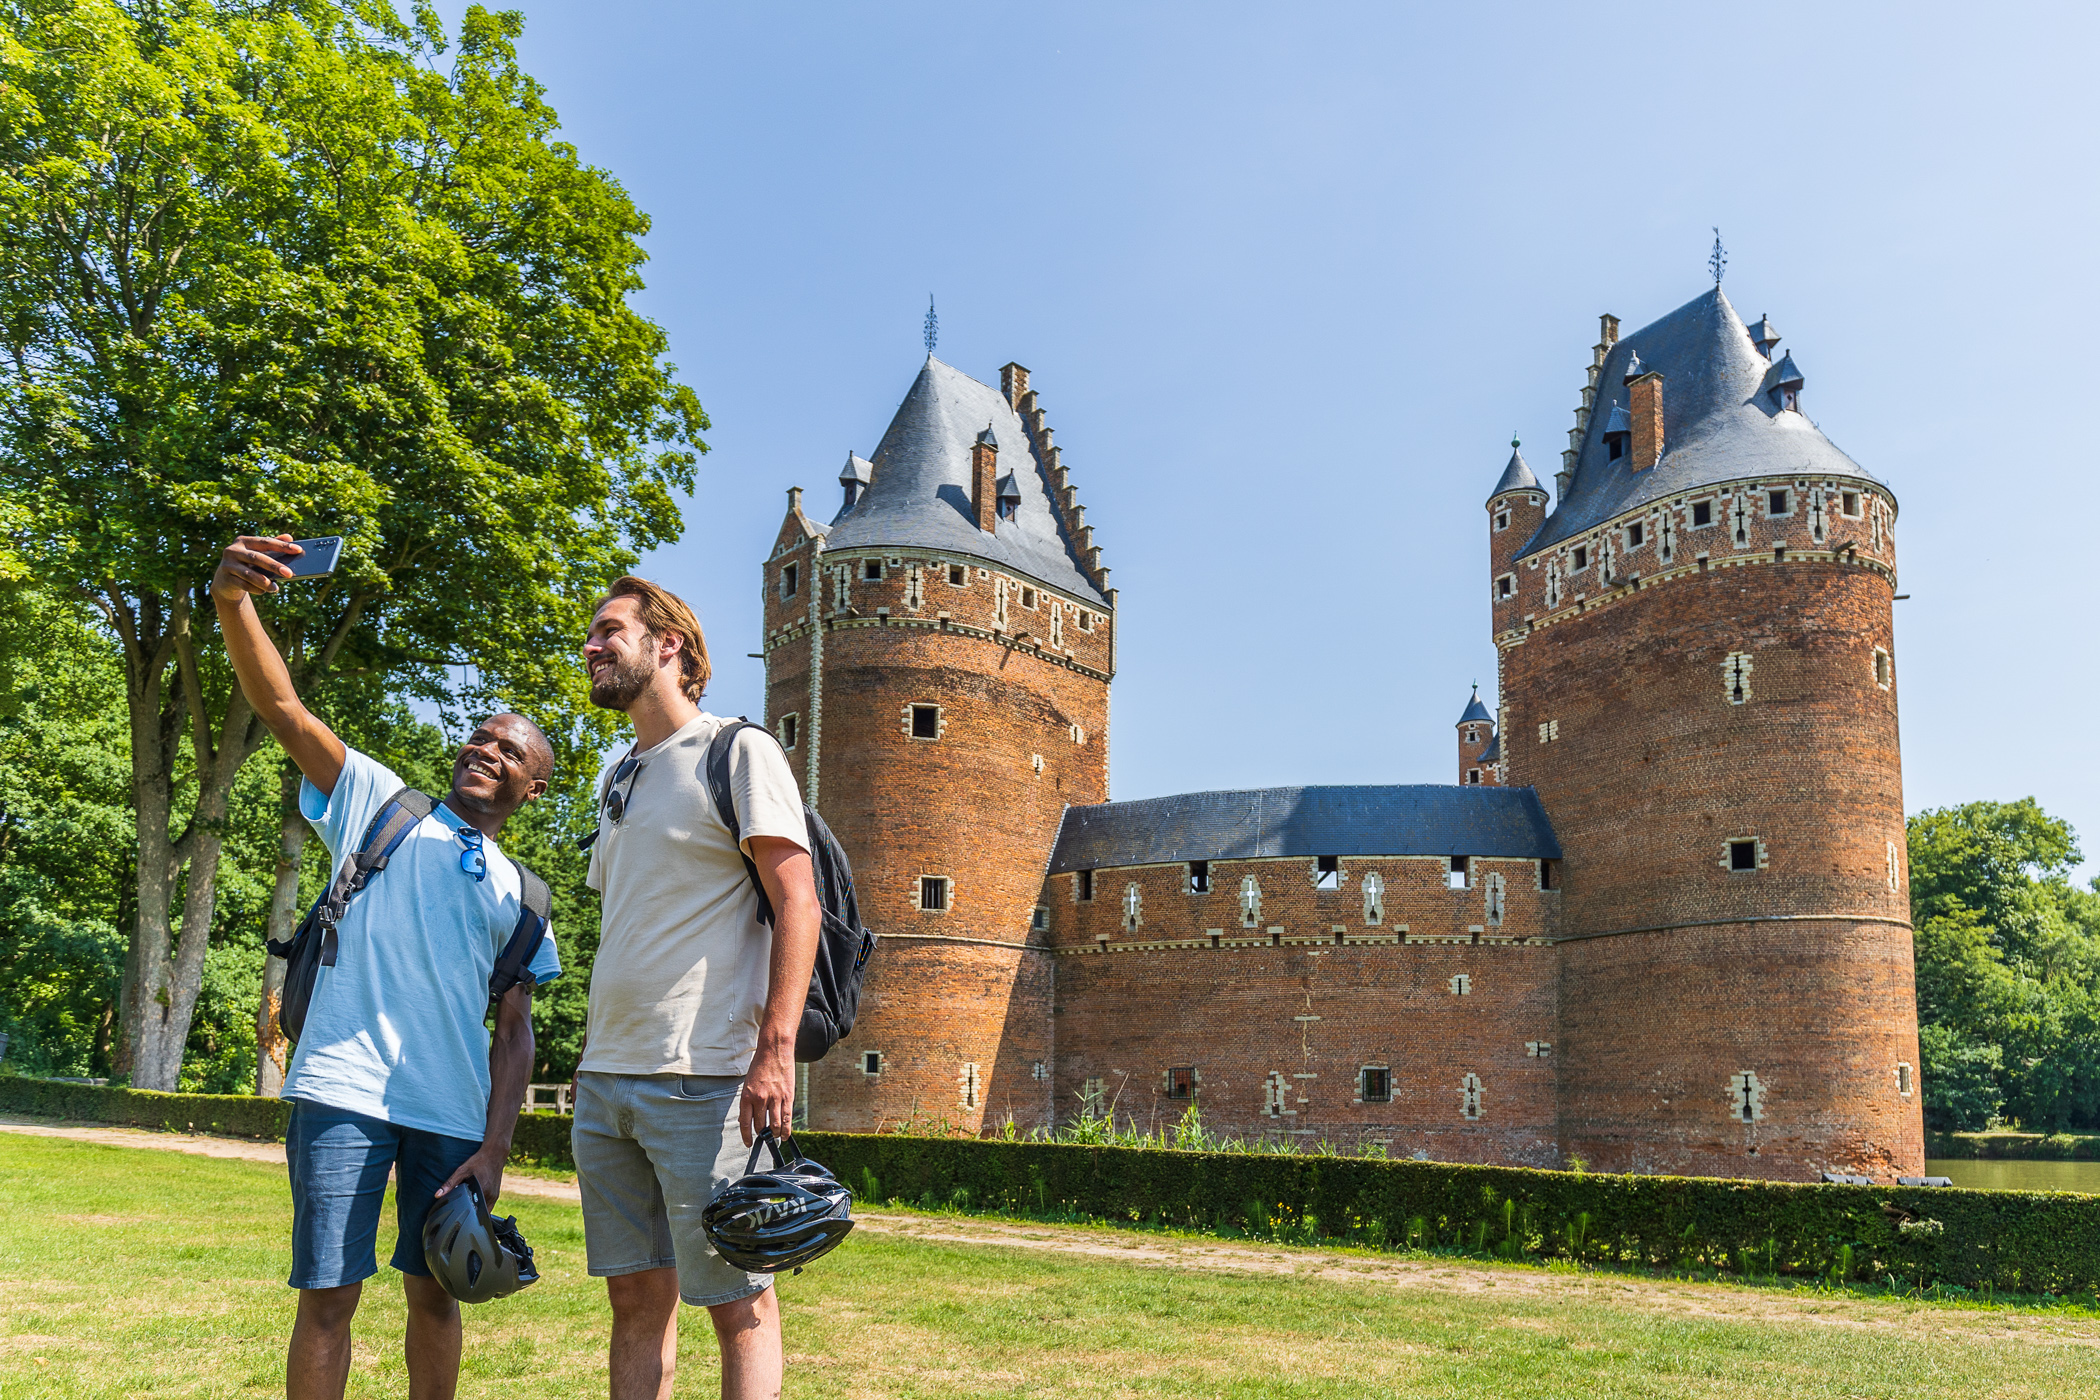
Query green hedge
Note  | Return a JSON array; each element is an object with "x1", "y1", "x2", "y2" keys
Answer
[
  {"x1": 0, "y1": 1075, "x2": 292, "y2": 1139},
  {"x1": 10, "y1": 1078, "x2": 2097, "y2": 1294},
  {"x1": 1929, "y1": 1131, "x2": 2100, "y2": 1161},
  {"x1": 784, "y1": 1134, "x2": 2100, "y2": 1295}
]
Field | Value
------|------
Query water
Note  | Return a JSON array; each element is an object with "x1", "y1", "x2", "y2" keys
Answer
[{"x1": 1925, "y1": 1158, "x2": 2100, "y2": 1194}]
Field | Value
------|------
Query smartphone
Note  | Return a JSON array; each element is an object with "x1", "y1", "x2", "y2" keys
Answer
[{"x1": 283, "y1": 536, "x2": 343, "y2": 579}]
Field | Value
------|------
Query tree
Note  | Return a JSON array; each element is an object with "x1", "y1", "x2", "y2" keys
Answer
[{"x1": 0, "y1": 0, "x2": 703, "y2": 1089}]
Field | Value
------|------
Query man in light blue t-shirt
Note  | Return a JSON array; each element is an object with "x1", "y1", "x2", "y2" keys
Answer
[{"x1": 214, "y1": 534, "x2": 560, "y2": 1400}]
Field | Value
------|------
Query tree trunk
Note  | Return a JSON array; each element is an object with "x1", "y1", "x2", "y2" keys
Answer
[{"x1": 256, "y1": 764, "x2": 306, "y2": 1096}]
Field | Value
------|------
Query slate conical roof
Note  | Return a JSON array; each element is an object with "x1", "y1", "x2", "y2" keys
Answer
[
  {"x1": 1524, "y1": 286, "x2": 1885, "y2": 557},
  {"x1": 1457, "y1": 688, "x2": 1493, "y2": 727},
  {"x1": 1488, "y1": 444, "x2": 1540, "y2": 501},
  {"x1": 826, "y1": 356, "x2": 1107, "y2": 604}
]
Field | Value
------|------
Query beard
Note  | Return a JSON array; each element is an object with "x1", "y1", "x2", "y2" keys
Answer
[{"x1": 589, "y1": 648, "x2": 656, "y2": 710}]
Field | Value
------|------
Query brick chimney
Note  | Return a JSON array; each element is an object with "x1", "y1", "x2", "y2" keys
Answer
[
  {"x1": 1000, "y1": 363, "x2": 1029, "y2": 409},
  {"x1": 1628, "y1": 371, "x2": 1664, "y2": 470},
  {"x1": 971, "y1": 424, "x2": 999, "y2": 532}
]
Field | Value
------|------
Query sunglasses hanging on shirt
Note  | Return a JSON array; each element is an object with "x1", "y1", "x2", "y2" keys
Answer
[
  {"x1": 455, "y1": 825, "x2": 488, "y2": 882},
  {"x1": 578, "y1": 750, "x2": 641, "y2": 852}
]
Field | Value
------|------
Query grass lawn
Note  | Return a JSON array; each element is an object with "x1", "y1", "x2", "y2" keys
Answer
[{"x1": 0, "y1": 1134, "x2": 2094, "y2": 1398}]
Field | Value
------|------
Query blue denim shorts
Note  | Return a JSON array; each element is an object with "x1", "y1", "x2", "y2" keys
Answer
[{"x1": 285, "y1": 1100, "x2": 481, "y2": 1290}]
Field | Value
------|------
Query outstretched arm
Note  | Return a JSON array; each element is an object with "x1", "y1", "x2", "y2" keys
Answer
[
  {"x1": 740, "y1": 835, "x2": 820, "y2": 1146},
  {"x1": 211, "y1": 535, "x2": 346, "y2": 796}
]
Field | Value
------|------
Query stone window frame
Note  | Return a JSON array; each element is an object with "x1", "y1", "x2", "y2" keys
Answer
[
  {"x1": 1020, "y1": 585, "x2": 1040, "y2": 610},
  {"x1": 1031, "y1": 904, "x2": 1049, "y2": 932},
  {"x1": 1840, "y1": 489, "x2": 1864, "y2": 519},
  {"x1": 1571, "y1": 542, "x2": 1591, "y2": 573},
  {"x1": 1447, "y1": 856, "x2": 1470, "y2": 891},
  {"x1": 960, "y1": 1061, "x2": 981, "y2": 1109},
  {"x1": 778, "y1": 713, "x2": 800, "y2": 751},
  {"x1": 1361, "y1": 871, "x2": 1384, "y2": 925},
  {"x1": 1896, "y1": 1062, "x2": 1915, "y2": 1097},
  {"x1": 1873, "y1": 647, "x2": 1893, "y2": 690},
  {"x1": 1070, "y1": 724, "x2": 1086, "y2": 745},
  {"x1": 1887, "y1": 840, "x2": 1902, "y2": 892},
  {"x1": 946, "y1": 562, "x2": 969, "y2": 587},
  {"x1": 1493, "y1": 509, "x2": 1510, "y2": 532},
  {"x1": 1728, "y1": 1070, "x2": 1766, "y2": 1123},
  {"x1": 1689, "y1": 497, "x2": 1716, "y2": 529},
  {"x1": 1121, "y1": 881, "x2": 1143, "y2": 932},
  {"x1": 862, "y1": 557, "x2": 885, "y2": 581},
  {"x1": 904, "y1": 702, "x2": 946, "y2": 741},
  {"x1": 916, "y1": 874, "x2": 952, "y2": 911},
  {"x1": 1262, "y1": 1070, "x2": 1292, "y2": 1118},
  {"x1": 1765, "y1": 486, "x2": 1794, "y2": 519},
  {"x1": 1525, "y1": 1040, "x2": 1552, "y2": 1058},
  {"x1": 1625, "y1": 519, "x2": 1646, "y2": 549},
  {"x1": 1358, "y1": 1065, "x2": 1393, "y2": 1104},
  {"x1": 1187, "y1": 860, "x2": 1211, "y2": 895},
  {"x1": 1075, "y1": 869, "x2": 1094, "y2": 902},
  {"x1": 779, "y1": 561, "x2": 799, "y2": 600},
  {"x1": 1239, "y1": 875, "x2": 1263, "y2": 928},
  {"x1": 1722, "y1": 836, "x2": 1768, "y2": 874},
  {"x1": 1311, "y1": 855, "x2": 1343, "y2": 890},
  {"x1": 1723, "y1": 651, "x2": 1754, "y2": 706},
  {"x1": 1449, "y1": 973, "x2": 1472, "y2": 996},
  {"x1": 1079, "y1": 1076, "x2": 1107, "y2": 1118},
  {"x1": 1495, "y1": 572, "x2": 1515, "y2": 600},
  {"x1": 1164, "y1": 1066, "x2": 1198, "y2": 1100},
  {"x1": 1077, "y1": 609, "x2": 1095, "y2": 632},
  {"x1": 903, "y1": 563, "x2": 925, "y2": 610},
  {"x1": 1459, "y1": 1073, "x2": 1484, "y2": 1120},
  {"x1": 1536, "y1": 718, "x2": 1560, "y2": 743},
  {"x1": 1483, "y1": 870, "x2": 1506, "y2": 926},
  {"x1": 860, "y1": 1050, "x2": 884, "y2": 1076}
]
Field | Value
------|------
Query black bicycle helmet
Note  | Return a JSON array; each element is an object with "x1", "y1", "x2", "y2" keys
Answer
[
  {"x1": 421, "y1": 1179, "x2": 539, "y2": 1303},
  {"x1": 701, "y1": 1129, "x2": 855, "y2": 1273}
]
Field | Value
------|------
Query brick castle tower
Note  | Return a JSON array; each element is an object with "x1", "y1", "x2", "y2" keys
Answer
[
  {"x1": 760, "y1": 357, "x2": 1114, "y2": 1134},
  {"x1": 1490, "y1": 288, "x2": 1920, "y2": 1178}
]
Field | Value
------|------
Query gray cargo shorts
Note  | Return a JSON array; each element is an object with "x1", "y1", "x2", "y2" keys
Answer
[{"x1": 571, "y1": 1071, "x2": 771, "y2": 1308}]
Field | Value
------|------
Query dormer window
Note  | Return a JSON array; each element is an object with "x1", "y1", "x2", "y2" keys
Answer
[{"x1": 1608, "y1": 437, "x2": 1625, "y2": 461}]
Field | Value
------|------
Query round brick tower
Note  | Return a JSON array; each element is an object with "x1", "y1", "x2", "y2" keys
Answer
[
  {"x1": 1492, "y1": 290, "x2": 1922, "y2": 1181},
  {"x1": 761, "y1": 358, "x2": 1114, "y2": 1135}
]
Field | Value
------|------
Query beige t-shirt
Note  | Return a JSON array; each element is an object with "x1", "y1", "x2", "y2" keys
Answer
[{"x1": 580, "y1": 712, "x2": 808, "y2": 1076}]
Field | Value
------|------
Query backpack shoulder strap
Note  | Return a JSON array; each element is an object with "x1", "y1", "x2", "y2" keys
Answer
[
  {"x1": 314, "y1": 787, "x2": 436, "y2": 966},
  {"x1": 705, "y1": 719, "x2": 780, "y2": 927},
  {"x1": 489, "y1": 858, "x2": 552, "y2": 1005}
]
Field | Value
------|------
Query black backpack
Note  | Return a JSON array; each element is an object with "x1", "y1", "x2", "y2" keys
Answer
[
  {"x1": 268, "y1": 787, "x2": 552, "y2": 1043},
  {"x1": 705, "y1": 721, "x2": 876, "y2": 1063}
]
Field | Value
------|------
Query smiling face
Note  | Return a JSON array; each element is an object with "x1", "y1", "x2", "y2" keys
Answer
[
  {"x1": 584, "y1": 596, "x2": 676, "y2": 711},
  {"x1": 449, "y1": 714, "x2": 552, "y2": 819}
]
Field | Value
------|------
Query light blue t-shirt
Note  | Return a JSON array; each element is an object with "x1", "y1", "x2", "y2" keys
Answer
[{"x1": 281, "y1": 747, "x2": 560, "y2": 1140}]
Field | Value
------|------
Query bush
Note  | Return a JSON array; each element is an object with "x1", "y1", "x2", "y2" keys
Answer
[{"x1": 12, "y1": 1080, "x2": 2099, "y2": 1294}]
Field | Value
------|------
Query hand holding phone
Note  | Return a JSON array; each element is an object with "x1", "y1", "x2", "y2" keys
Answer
[{"x1": 212, "y1": 534, "x2": 342, "y2": 601}]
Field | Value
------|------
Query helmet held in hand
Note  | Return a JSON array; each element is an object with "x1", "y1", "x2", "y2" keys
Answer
[
  {"x1": 422, "y1": 1178, "x2": 539, "y2": 1303},
  {"x1": 701, "y1": 1129, "x2": 855, "y2": 1273}
]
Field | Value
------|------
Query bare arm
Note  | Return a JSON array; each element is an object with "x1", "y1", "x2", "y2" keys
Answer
[
  {"x1": 210, "y1": 535, "x2": 346, "y2": 795},
  {"x1": 438, "y1": 981, "x2": 535, "y2": 1205},
  {"x1": 740, "y1": 835, "x2": 820, "y2": 1146}
]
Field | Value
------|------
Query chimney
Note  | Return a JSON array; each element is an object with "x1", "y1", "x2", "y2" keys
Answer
[
  {"x1": 787, "y1": 485, "x2": 803, "y2": 515},
  {"x1": 1000, "y1": 363, "x2": 1030, "y2": 409},
  {"x1": 1628, "y1": 372, "x2": 1664, "y2": 470},
  {"x1": 971, "y1": 424, "x2": 999, "y2": 532}
]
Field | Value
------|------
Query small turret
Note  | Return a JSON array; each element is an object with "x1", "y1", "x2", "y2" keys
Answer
[
  {"x1": 839, "y1": 452, "x2": 873, "y2": 512},
  {"x1": 1747, "y1": 314, "x2": 1780, "y2": 360},
  {"x1": 1763, "y1": 351, "x2": 1803, "y2": 413},
  {"x1": 1488, "y1": 440, "x2": 1549, "y2": 623},
  {"x1": 1457, "y1": 686, "x2": 1495, "y2": 784}
]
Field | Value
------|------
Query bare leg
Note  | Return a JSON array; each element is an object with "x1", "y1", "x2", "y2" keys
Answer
[
  {"x1": 402, "y1": 1273, "x2": 463, "y2": 1400},
  {"x1": 287, "y1": 1282, "x2": 362, "y2": 1400},
  {"x1": 608, "y1": 1267, "x2": 681, "y2": 1400},
  {"x1": 708, "y1": 1285, "x2": 781, "y2": 1400}
]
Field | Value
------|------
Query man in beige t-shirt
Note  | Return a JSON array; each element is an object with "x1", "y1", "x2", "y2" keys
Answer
[{"x1": 573, "y1": 576, "x2": 819, "y2": 1400}]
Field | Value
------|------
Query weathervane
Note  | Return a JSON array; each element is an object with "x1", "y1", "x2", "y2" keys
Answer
[
  {"x1": 924, "y1": 295, "x2": 938, "y2": 355},
  {"x1": 1709, "y1": 228, "x2": 1727, "y2": 286}
]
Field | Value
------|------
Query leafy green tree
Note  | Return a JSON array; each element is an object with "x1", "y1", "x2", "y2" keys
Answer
[
  {"x1": 1908, "y1": 799, "x2": 2100, "y2": 1133},
  {"x1": 0, "y1": 0, "x2": 702, "y2": 1088}
]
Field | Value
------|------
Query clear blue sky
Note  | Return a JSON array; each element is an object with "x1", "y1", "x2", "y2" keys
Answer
[{"x1": 454, "y1": 2, "x2": 2100, "y2": 882}]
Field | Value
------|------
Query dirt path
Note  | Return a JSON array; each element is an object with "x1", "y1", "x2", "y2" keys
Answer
[{"x1": 5, "y1": 1115, "x2": 2095, "y2": 1347}]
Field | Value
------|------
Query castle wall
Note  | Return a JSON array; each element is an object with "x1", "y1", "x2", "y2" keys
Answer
[
  {"x1": 1497, "y1": 549, "x2": 1921, "y2": 1180},
  {"x1": 1041, "y1": 854, "x2": 1560, "y2": 1162}
]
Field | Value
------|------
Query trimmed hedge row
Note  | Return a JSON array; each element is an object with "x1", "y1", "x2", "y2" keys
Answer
[
  {"x1": 0, "y1": 1075, "x2": 291, "y2": 1139},
  {"x1": 1928, "y1": 1131, "x2": 2100, "y2": 1161},
  {"x1": 10, "y1": 1078, "x2": 2097, "y2": 1293},
  {"x1": 784, "y1": 1134, "x2": 2100, "y2": 1295}
]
